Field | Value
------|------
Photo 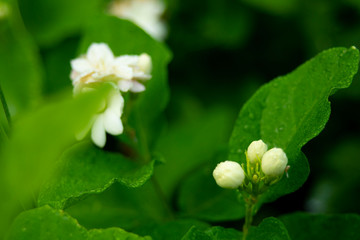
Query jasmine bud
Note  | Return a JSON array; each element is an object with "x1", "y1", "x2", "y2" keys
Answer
[{"x1": 213, "y1": 161, "x2": 245, "y2": 189}]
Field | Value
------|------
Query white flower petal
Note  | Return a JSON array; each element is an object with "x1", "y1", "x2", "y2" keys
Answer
[
  {"x1": 70, "y1": 70, "x2": 80, "y2": 83},
  {"x1": 112, "y1": 60, "x2": 133, "y2": 79},
  {"x1": 138, "y1": 53, "x2": 152, "y2": 74},
  {"x1": 107, "y1": 90, "x2": 124, "y2": 116},
  {"x1": 87, "y1": 43, "x2": 114, "y2": 69},
  {"x1": 74, "y1": 71, "x2": 95, "y2": 84},
  {"x1": 91, "y1": 114, "x2": 106, "y2": 148},
  {"x1": 247, "y1": 140, "x2": 268, "y2": 164},
  {"x1": 115, "y1": 55, "x2": 139, "y2": 65},
  {"x1": 133, "y1": 72, "x2": 151, "y2": 80},
  {"x1": 130, "y1": 81, "x2": 146, "y2": 92},
  {"x1": 261, "y1": 148, "x2": 288, "y2": 177},
  {"x1": 213, "y1": 161, "x2": 245, "y2": 189},
  {"x1": 92, "y1": 72, "x2": 109, "y2": 80},
  {"x1": 118, "y1": 80, "x2": 133, "y2": 92},
  {"x1": 103, "y1": 110, "x2": 124, "y2": 135},
  {"x1": 109, "y1": 0, "x2": 167, "y2": 40},
  {"x1": 70, "y1": 58, "x2": 92, "y2": 73}
]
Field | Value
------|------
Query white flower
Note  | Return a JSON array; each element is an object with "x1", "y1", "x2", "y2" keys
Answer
[
  {"x1": 115, "y1": 53, "x2": 152, "y2": 92},
  {"x1": 76, "y1": 87, "x2": 124, "y2": 148},
  {"x1": 70, "y1": 43, "x2": 152, "y2": 94},
  {"x1": 247, "y1": 140, "x2": 268, "y2": 164},
  {"x1": 261, "y1": 148, "x2": 288, "y2": 177},
  {"x1": 70, "y1": 43, "x2": 132, "y2": 87},
  {"x1": 71, "y1": 43, "x2": 153, "y2": 147},
  {"x1": 109, "y1": 0, "x2": 167, "y2": 41},
  {"x1": 213, "y1": 161, "x2": 245, "y2": 189}
]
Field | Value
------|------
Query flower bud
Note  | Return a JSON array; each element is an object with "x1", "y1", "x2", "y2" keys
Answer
[
  {"x1": 138, "y1": 53, "x2": 152, "y2": 74},
  {"x1": 261, "y1": 148, "x2": 288, "y2": 177},
  {"x1": 213, "y1": 161, "x2": 245, "y2": 189},
  {"x1": 247, "y1": 140, "x2": 268, "y2": 164}
]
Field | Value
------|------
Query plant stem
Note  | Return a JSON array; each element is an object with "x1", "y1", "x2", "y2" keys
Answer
[
  {"x1": 151, "y1": 176, "x2": 175, "y2": 219},
  {"x1": 242, "y1": 195, "x2": 255, "y2": 240},
  {"x1": 0, "y1": 83, "x2": 11, "y2": 126}
]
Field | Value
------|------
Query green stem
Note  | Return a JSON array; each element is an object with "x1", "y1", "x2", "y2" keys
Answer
[
  {"x1": 0, "y1": 124, "x2": 9, "y2": 141},
  {"x1": 124, "y1": 94, "x2": 174, "y2": 219},
  {"x1": 0, "y1": 83, "x2": 11, "y2": 126},
  {"x1": 151, "y1": 176, "x2": 175, "y2": 220},
  {"x1": 242, "y1": 196, "x2": 255, "y2": 240}
]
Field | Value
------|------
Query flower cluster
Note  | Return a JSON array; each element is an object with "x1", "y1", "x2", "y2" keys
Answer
[
  {"x1": 70, "y1": 43, "x2": 152, "y2": 148},
  {"x1": 109, "y1": 0, "x2": 167, "y2": 41},
  {"x1": 213, "y1": 140, "x2": 289, "y2": 192},
  {"x1": 70, "y1": 43, "x2": 152, "y2": 94}
]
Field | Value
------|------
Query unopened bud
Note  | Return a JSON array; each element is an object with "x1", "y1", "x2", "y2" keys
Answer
[
  {"x1": 213, "y1": 161, "x2": 245, "y2": 189},
  {"x1": 138, "y1": 53, "x2": 152, "y2": 74},
  {"x1": 261, "y1": 148, "x2": 288, "y2": 177},
  {"x1": 247, "y1": 140, "x2": 268, "y2": 164}
]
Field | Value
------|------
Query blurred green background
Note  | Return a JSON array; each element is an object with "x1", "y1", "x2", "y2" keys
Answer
[{"x1": 1, "y1": 0, "x2": 360, "y2": 234}]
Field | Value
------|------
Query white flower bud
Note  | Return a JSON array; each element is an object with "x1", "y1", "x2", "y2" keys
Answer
[
  {"x1": 261, "y1": 148, "x2": 288, "y2": 177},
  {"x1": 213, "y1": 161, "x2": 245, "y2": 189},
  {"x1": 247, "y1": 140, "x2": 268, "y2": 164},
  {"x1": 138, "y1": 53, "x2": 152, "y2": 74}
]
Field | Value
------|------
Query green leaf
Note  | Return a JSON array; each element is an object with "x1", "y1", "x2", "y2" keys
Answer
[
  {"x1": 0, "y1": 0, "x2": 42, "y2": 116},
  {"x1": 66, "y1": 182, "x2": 169, "y2": 231},
  {"x1": 89, "y1": 228, "x2": 150, "y2": 240},
  {"x1": 6, "y1": 205, "x2": 151, "y2": 240},
  {"x1": 18, "y1": 0, "x2": 106, "y2": 46},
  {"x1": 79, "y1": 15, "x2": 171, "y2": 153},
  {"x1": 135, "y1": 219, "x2": 210, "y2": 240},
  {"x1": 181, "y1": 218, "x2": 289, "y2": 240},
  {"x1": 205, "y1": 227, "x2": 243, "y2": 240},
  {"x1": 229, "y1": 47, "x2": 359, "y2": 207},
  {"x1": 181, "y1": 227, "x2": 212, "y2": 240},
  {"x1": 247, "y1": 217, "x2": 290, "y2": 240},
  {"x1": 181, "y1": 226, "x2": 242, "y2": 240},
  {"x1": 280, "y1": 213, "x2": 360, "y2": 240},
  {"x1": 177, "y1": 160, "x2": 246, "y2": 221},
  {"x1": 38, "y1": 142, "x2": 155, "y2": 209},
  {"x1": 0, "y1": 86, "x2": 111, "y2": 237},
  {"x1": 155, "y1": 101, "x2": 235, "y2": 198}
]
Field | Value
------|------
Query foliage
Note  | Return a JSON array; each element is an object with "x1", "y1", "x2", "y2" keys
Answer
[
  {"x1": 229, "y1": 47, "x2": 359, "y2": 205},
  {"x1": 1, "y1": 0, "x2": 360, "y2": 239},
  {"x1": 6, "y1": 205, "x2": 151, "y2": 240},
  {"x1": 280, "y1": 213, "x2": 360, "y2": 240},
  {"x1": 38, "y1": 143, "x2": 156, "y2": 209}
]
